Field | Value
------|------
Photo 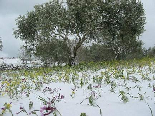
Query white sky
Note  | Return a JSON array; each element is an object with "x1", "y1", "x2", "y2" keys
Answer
[{"x1": 0, "y1": 0, "x2": 155, "y2": 57}]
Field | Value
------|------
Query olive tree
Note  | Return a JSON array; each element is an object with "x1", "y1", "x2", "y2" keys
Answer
[
  {"x1": 100, "y1": 0, "x2": 146, "y2": 60},
  {"x1": 14, "y1": 0, "x2": 145, "y2": 65}
]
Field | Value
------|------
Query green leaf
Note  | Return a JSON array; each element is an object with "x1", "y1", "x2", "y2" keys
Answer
[
  {"x1": 80, "y1": 113, "x2": 86, "y2": 116},
  {"x1": 29, "y1": 101, "x2": 33, "y2": 110}
]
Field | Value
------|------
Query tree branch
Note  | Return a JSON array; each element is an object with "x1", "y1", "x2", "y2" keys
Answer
[{"x1": 50, "y1": 30, "x2": 65, "y2": 40}]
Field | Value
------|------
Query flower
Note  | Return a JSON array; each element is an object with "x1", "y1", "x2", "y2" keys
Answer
[
  {"x1": 4, "y1": 102, "x2": 12, "y2": 109},
  {"x1": 153, "y1": 85, "x2": 155, "y2": 92},
  {"x1": 58, "y1": 93, "x2": 65, "y2": 99},
  {"x1": 1, "y1": 102, "x2": 12, "y2": 114},
  {"x1": 61, "y1": 95, "x2": 65, "y2": 99},
  {"x1": 40, "y1": 106, "x2": 56, "y2": 116},
  {"x1": 5, "y1": 103, "x2": 12, "y2": 109},
  {"x1": 1, "y1": 107, "x2": 6, "y2": 114},
  {"x1": 20, "y1": 106, "x2": 24, "y2": 110}
]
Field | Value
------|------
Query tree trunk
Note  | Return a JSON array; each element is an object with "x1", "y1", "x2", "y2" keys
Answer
[
  {"x1": 68, "y1": 46, "x2": 78, "y2": 66},
  {"x1": 68, "y1": 34, "x2": 87, "y2": 66},
  {"x1": 68, "y1": 56, "x2": 76, "y2": 66}
]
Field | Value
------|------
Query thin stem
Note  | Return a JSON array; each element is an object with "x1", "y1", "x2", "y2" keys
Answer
[
  {"x1": 144, "y1": 100, "x2": 153, "y2": 116},
  {"x1": 80, "y1": 98, "x2": 89, "y2": 104}
]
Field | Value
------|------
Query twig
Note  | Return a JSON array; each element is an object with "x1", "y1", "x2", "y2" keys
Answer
[
  {"x1": 144, "y1": 100, "x2": 153, "y2": 116},
  {"x1": 80, "y1": 98, "x2": 89, "y2": 104}
]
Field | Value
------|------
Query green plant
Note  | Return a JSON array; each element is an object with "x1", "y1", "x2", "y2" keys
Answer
[
  {"x1": 80, "y1": 113, "x2": 86, "y2": 116},
  {"x1": 0, "y1": 102, "x2": 13, "y2": 116},
  {"x1": 119, "y1": 91, "x2": 129, "y2": 103}
]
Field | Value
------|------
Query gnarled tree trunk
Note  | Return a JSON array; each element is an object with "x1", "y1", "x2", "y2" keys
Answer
[{"x1": 67, "y1": 34, "x2": 87, "y2": 66}]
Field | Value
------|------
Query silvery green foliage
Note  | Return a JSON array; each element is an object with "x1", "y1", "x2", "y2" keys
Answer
[{"x1": 14, "y1": 0, "x2": 146, "y2": 65}]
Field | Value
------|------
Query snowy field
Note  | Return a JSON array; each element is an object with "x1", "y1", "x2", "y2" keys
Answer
[
  {"x1": 0, "y1": 58, "x2": 42, "y2": 70},
  {"x1": 0, "y1": 58, "x2": 22, "y2": 66},
  {"x1": 0, "y1": 58, "x2": 155, "y2": 116}
]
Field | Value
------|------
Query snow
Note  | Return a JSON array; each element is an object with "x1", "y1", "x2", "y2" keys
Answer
[
  {"x1": 0, "y1": 58, "x2": 22, "y2": 66},
  {"x1": 0, "y1": 58, "x2": 43, "y2": 68},
  {"x1": 0, "y1": 59, "x2": 155, "y2": 116}
]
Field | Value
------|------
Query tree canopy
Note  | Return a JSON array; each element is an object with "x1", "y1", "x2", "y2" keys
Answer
[{"x1": 14, "y1": 0, "x2": 146, "y2": 65}]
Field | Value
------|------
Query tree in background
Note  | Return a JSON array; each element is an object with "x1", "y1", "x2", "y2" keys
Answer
[
  {"x1": 0, "y1": 38, "x2": 2, "y2": 51},
  {"x1": 77, "y1": 40, "x2": 145, "y2": 63},
  {"x1": 35, "y1": 38, "x2": 70, "y2": 66},
  {"x1": 77, "y1": 44, "x2": 115, "y2": 62},
  {"x1": 99, "y1": 0, "x2": 145, "y2": 60},
  {"x1": 14, "y1": 0, "x2": 146, "y2": 65},
  {"x1": 146, "y1": 46, "x2": 155, "y2": 57},
  {"x1": 19, "y1": 45, "x2": 33, "y2": 65},
  {"x1": 76, "y1": 46, "x2": 92, "y2": 63}
]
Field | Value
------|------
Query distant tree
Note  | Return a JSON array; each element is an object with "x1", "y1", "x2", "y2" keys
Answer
[
  {"x1": 77, "y1": 40, "x2": 145, "y2": 63},
  {"x1": 125, "y1": 40, "x2": 145, "y2": 59},
  {"x1": 86, "y1": 44, "x2": 115, "y2": 62},
  {"x1": 14, "y1": 0, "x2": 146, "y2": 65},
  {"x1": 35, "y1": 38, "x2": 70, "y2": 66},
  {"x1": 99, "y1": 0, "x2": 146, "y2": 60},
  {"x1": 19, "y1": 45, "x2": 33, "y2": 65},
  {"x1": 0, "y1": 37, "x2": 2, "y2": 51},
  {"x1": 76, "y1": 46, "x2": 91, "y2": 63},
  {"x1": 147, "y1": 46, "x2": 155, "y2": 57}
]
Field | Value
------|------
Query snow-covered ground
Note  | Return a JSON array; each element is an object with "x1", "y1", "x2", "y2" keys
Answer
[
  {"x1": 0, "y1": 58, "x2": 22, "y2": 66},
  {"x1": 0, "y1": 58, "x2": 43, "y2": 69},
  {"x1": 0, "y1": 59, "x2": 155, "y2": 116}
]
